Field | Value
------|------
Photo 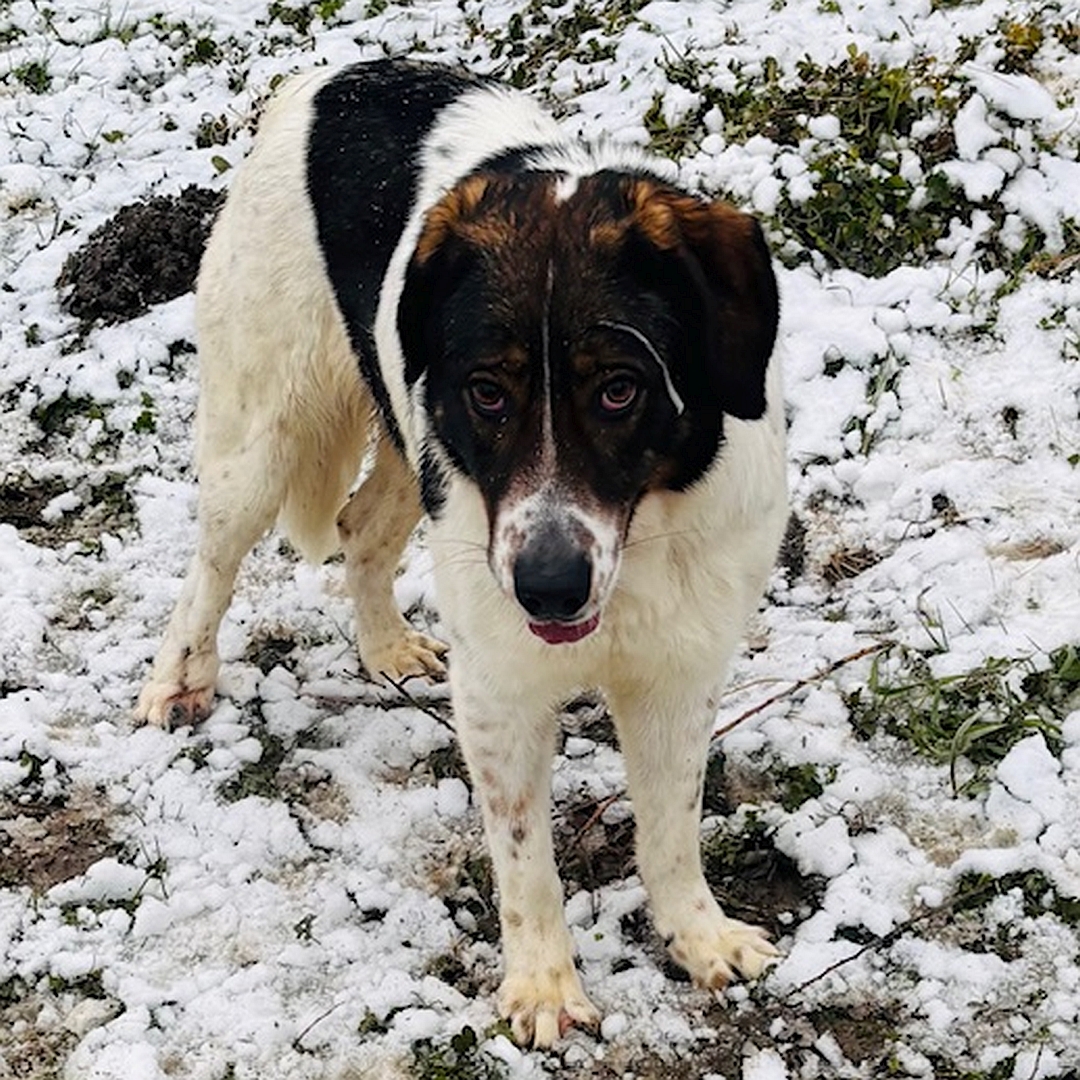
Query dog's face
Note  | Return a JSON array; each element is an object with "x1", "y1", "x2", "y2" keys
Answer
[{"x1": 399, "y1": 171, "x2": 778, "y2": 643}]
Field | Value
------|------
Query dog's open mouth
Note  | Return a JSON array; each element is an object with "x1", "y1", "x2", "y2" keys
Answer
[{"x1": 527, "y1": 612, "x2": 601, "y2": 645}]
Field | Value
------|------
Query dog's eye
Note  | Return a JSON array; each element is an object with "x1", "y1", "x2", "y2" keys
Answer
[
  {"x1": 468, "y1": 378, "x2": 508, "y2": 418},
  {"x1": 598, "y1": 375, "x2": 638, "y2": 415}
]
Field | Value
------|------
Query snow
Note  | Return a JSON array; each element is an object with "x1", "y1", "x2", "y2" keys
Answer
[
  {"x1": 963, "y1": 65, "x2": 1061, "y2": 122},
  {"x1": 745, "y1": 1047, "x2": 790, "y2": 1080},
  {"x1": 1, "y1": 0, "x2": 1079, "y2": 1077}
]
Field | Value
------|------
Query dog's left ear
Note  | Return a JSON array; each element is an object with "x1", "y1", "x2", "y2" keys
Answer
[{"x1": 623, "y1": 180, "x2": 779, "y2": 420}]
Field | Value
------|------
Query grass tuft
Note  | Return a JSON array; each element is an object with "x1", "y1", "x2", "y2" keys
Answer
[
  {"x1": 846, "y1": 644, "x2": 1080, "y2": 794},
  {"x1": 12, "y1": 58, "x2": 51, "y2": 92},
  {"x1": 651, "y1": 42, "x2": 1078, "y2": 281},
  {"x1": 411, "y1": 1026, "x2": 507, "y2": 1080},
  {"x1": 469, "y1": 0, "x2": 646, "y2": 91},
  {"x1": 954, "y1": 869, "x2": 1080, "y2": 926}
]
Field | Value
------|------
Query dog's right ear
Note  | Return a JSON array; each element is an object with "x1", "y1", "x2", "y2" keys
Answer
[{"x1": 398, "y1": 176, "x2": 490, "y2": 387}]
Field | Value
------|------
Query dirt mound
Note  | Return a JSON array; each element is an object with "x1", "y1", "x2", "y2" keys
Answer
[{"x1": 57, "y1": 185, "x2": 225, "y2": 325}]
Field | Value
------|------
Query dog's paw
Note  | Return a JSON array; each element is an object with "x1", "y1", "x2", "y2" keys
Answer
[
  {"x1": 135, "y1": 682, "x2": 215, "y2": 730},
  {"x1": 667, "y1": 916, "x2": 780, "y2": 990},
  {"x1": 369, "y1": 629, "x2": 449, "y2": 684},
  {"x1": 498, "y1": 969, "x2": 600, "y2": 1048}
]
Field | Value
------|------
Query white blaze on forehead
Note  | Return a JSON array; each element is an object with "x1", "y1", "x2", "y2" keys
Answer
[
  {"x1": 597, "y1": 320, "x2": 685, "y2": 415},
  {"x1": 487, "y1": 241, "x2": 640, "y2": 621},
  {"x1": 528, "y1": 141, "x2": 680, "y2": 188},
  {"x1": 540, "y1": 261, "x2": 557, "y2": 471},
  {"x1": 554, "y1": 173, "x2": 579, "y2": 203}
]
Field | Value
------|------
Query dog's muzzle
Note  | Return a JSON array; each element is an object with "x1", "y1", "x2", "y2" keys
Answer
[{"x1": 513, "y1": 526, "x2": 599, "y2": 644}]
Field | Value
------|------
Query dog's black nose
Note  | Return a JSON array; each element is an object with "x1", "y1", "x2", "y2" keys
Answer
[{"x1": 514, "y1": 535, "x2": 592, "y2": 622}]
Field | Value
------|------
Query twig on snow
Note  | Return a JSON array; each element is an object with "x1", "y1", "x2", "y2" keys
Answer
[
  {"x1": 712, "y1": 640, "x2": 894, "y2": 742},
  {"x1": 292, "y1": 1000, "x2": 347, "y2": 1052},
  {"x1": 381, "y1": 672, "x2": 456, "y2": 733}
]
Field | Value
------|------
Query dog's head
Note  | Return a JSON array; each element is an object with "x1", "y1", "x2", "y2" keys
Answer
[{"x1": 398, "y1": 169, "x2": 778, "y2": 644}]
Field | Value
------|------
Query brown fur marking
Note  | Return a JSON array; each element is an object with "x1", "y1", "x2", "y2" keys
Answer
[{"x1": 414, "y1": 174, "x2": 491, "y2": 264}]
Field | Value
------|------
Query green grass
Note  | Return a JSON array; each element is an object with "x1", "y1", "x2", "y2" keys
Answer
[
  {"x1": 11, "y1": 58, "x2": 51, "y2": 92},
  {"x1": 411, "y1": 1026, "x2": 508, "y2": 1080},
  {"x1": 131, "y1": 392, "x2": 156, "y2": 435},
  {"x1": 265, "y1": 0, "x2": 347, "y2": 37},
  {"x1": 218, "y1": 726, "x2": 290, "y2": 803},
  {"x1": 30, "y1": 392, "x2": 105, "y2": 437},
  {"x1": 468, "y1": 0, "x2": 647, "y2": 90},
  {"x1": 646, "y1": 41, "x2": 1078, "y2": 281},
  {"x1": 846, "y1": 644, "x2": 1080, "y2": 793},
  {"x1": 954, "y1": 869, "x2": 1080, "y2": 926},
  {"x1": 921, "y1": 1057, "x2": 1018, "y2": 1080}
]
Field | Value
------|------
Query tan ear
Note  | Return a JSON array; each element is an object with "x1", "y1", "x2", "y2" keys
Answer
[
  {"x1": 623, "y1": 179, "x2": 779, "y2": 420},
  {"x1": 414, "y1": 174, "x2": 491, "y2": 264}
]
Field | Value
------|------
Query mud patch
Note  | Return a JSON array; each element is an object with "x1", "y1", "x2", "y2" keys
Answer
[
  {"x1": 0, "y1": 471, "x2": 137, "y2": 548},
  {"x1": 701, "y1": 818, "x2": 824, "y2": 936},
  {"x1": 243, "y1": 626, "x2": 301, "y2": 675},
  {"x1": 555, "y1": 793, "x2": 636, "y2": 895},
  {"x1": 431, "y1": 847, "x2": 501, "y2": 947},
  {"x1": 57, "y1": 185, "x2": 225, "y2": 325},
  {"x1": 0, "y1": 786, "x2": 118, "y2": 893},
  {"x1": 1, "y1": 971, "x2": 120, "y2": 1078},
  {"x1": 0, "y1": 474, "x2": 68, "y2": 531},
  {"x1": 778, "y1": 512, "x2": 808, "y2": 581},
  {"x1": 0, "y1": 995, "x2": 79, "y2": 1080}
]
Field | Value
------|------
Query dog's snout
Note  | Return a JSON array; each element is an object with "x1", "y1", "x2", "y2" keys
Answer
[{"x1": 513, "y1": 534, "x2": 592, "y2": 622}]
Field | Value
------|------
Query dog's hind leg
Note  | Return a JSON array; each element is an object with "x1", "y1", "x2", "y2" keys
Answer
[
  {"x1": 336, "y1": 432, "x2": 448, "y2": 684},
  {"x1": 136, "y1": 447, "x2": 282, "y2": 729},
  {"x1": 609, "y1": 682, "x2": 780, "y2": 990}
]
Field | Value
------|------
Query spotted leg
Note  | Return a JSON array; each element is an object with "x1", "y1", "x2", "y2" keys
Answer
[
  {"x1": 136, "y1": 449, "x2": 281, "y2": 728},
  {"x1": 451, "y1": 668, "x2": 600, "y2": 1047}
]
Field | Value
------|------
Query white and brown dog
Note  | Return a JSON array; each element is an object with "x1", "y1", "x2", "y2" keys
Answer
[{"x1": 136, "y1": 59, "x2": 788, "y2": 1047}]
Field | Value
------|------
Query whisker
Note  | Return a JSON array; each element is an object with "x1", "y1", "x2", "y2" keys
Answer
[
  {"x1": 434, "y1": 552, "x2": 489, "y2": 570},
  {"x1": 427, "y1": 536, "x2": 488, "y2": 553},
  {"x1": 622, "y1": 526, "x2": 700, "y2": 550}
]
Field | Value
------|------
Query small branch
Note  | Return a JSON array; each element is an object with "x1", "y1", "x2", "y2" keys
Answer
[
  {"x1": 780, "y1": 872, "x2": 1010, "y2": 1000},
  {"x1": 381, "y1": 672, "x2": 456, "y2": 733},
  {"x1": 292, "y1": 1000, "x2": 345, "y2": 1052},
  {"x1": 565, "y1": 792, "x2": 623, "y2": 848},
  {"x1": 712, "y1": 641, "x2": 893, "y2": 742}
]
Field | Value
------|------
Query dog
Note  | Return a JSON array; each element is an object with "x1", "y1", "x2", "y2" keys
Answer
[{"x1": 136, "y1": 58, "x2": 788, "y2": 1047}]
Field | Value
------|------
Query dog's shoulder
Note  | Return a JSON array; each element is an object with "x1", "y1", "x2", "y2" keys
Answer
[
  {"x1": 298, "y1": 60, "x2": 562, "y2": 453},
  {"x1": 304, "y1": 61, "x2": 492, "y2": 393}
]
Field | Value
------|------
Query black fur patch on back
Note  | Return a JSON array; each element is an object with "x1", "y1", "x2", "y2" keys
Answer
[{"x1": 306, "y1": 59, "x2": 485, "y2": 451}]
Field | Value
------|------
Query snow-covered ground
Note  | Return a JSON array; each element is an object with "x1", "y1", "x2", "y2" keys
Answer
[{"x1": 1, "y1": 1, "x2": 1078, "y2": 1077}]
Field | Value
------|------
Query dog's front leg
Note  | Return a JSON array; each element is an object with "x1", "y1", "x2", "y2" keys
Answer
[
  {"x1": 451, "y1": 670, "x2": 600, "y2": 1047},
  {"x1": 610, "y1": 683, "x2": 779, "y2": 990}
]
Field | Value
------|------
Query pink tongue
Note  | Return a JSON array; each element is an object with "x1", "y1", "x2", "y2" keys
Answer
[{"x1": 528, "y1": 613, "x2": 600, "y2": 645}]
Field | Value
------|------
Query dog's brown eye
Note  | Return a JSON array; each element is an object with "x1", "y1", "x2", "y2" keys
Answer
[
  {"x1": 468, "y1": 378, "x2": 508, "y2": 418},
  {"x1": 599, "y1": 375, "x2": 638, "y2": 415}
]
